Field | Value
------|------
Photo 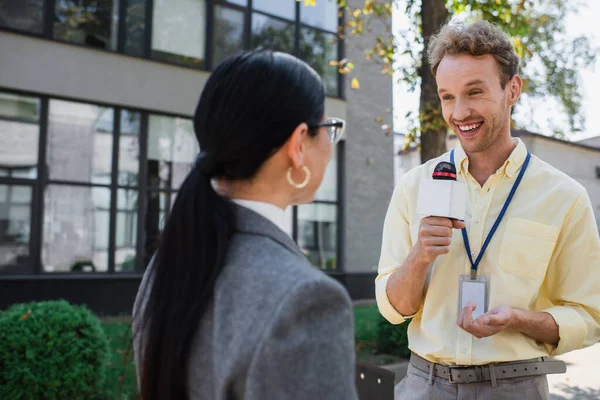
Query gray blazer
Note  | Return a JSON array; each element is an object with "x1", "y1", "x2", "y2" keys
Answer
[{"x1": 133, "y1": 205, "x2": 358, "y2": 400}]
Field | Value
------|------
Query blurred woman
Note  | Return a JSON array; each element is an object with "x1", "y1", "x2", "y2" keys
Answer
[{"x1": 133, "y1": 50, "x2": 357, "y2": 400}]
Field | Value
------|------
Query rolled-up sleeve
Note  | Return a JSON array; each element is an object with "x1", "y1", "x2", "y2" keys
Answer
[
  {"x1": 543, "y1": 193, "x2": 600, "y2": 356},
  {"x1": 376, "y1": 179, "x2": 418, "y2": 325}
]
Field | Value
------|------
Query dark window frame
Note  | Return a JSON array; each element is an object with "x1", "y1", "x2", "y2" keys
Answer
[
  {"x1": 0, "y1": 22, "x2": 345, "y2": 276},
  {"x1": 0, "y1": 0, "x2": 344, "y2": 98}
]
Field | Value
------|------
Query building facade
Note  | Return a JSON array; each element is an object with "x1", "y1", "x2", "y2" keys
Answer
[{"x1": 0, "y1": 0, "x2": 394, "y2": 314}]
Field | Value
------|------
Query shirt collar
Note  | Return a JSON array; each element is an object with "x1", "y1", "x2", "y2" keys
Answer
[
  {"x1": 230, "y1": 199, "x2": 289, "y2": 236},
  {"x1": 452, "y1": 137, "x2": 528, "y2": 179}
]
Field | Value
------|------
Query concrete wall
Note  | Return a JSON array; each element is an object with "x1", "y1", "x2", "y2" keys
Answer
[
  {"x1": 0, "y1": 31, "x2": 347, "y2": 119},
  {"x1": 343, "y1": 0, "x2": 394, "y2": 273}
]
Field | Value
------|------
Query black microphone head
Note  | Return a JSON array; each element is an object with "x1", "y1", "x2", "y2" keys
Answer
[{"x1": 432, "y1": 161, "x2": 457, "y2": 181}]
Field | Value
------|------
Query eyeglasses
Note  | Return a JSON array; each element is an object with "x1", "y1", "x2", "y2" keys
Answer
[{"x1": 310, "y1": 118, "x2": 345, "y2": 144}]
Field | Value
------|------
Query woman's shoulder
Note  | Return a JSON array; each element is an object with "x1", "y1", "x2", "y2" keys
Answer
[{"x1": 217, "y1": 231, "x2": 349, "y2": 312}]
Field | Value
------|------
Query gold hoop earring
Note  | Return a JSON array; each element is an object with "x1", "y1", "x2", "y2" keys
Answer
[{"x1": 286, "y1": 166, "x2": 311, "y2": 189}]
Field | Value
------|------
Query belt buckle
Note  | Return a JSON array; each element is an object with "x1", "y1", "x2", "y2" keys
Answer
[{"x1": 448, "y1": 367, "x2": 458, "y2": 384}]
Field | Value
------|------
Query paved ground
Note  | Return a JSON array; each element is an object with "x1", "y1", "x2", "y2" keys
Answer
[{"x1": 548, "y1": 343, "x2": 600, "y2": 400}]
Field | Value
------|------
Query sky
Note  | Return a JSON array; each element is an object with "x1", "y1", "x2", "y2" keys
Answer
[{"x1": 392, "y1": 1, "x2": 600, "y2": 141}]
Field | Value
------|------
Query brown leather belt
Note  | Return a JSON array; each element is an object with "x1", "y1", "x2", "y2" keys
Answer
[{"x1": 410, "y1": 352, "x2": 566, "y2": 385}]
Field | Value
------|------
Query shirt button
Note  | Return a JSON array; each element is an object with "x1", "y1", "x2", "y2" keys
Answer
[
  {"x1": 461, "y1": 348, "x2": 468, "y2": 354},
  {"x1": 474, "y1": 186, "x2": 480, "y2": 191},
  {"x1": 471, "y1": 251, "x2": 477, "y2": 258},
  {"x1": 474, "y1": 217, "x2": 481, "y2": 224}
]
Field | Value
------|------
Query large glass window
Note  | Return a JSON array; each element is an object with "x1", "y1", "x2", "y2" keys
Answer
[
  {"x1": 143, "y1": 114, "x2": 194, "y2": 267},
  {"x1": 213, "y1": 5, "x2": 245, "y2": 66},
  {"x1": 300, "y1": 0, "x2": 338, "y2": 32},
  {"x1": 54, "y1": 0, "x2": 120, "y2": 50},
  {"x1": 0, "y1": 90, "x2": 342, "y2": 276},
  {"x1": 2, "y1": 1, "x2": 343, "y2": 98},
  {"x1": 299, "y1": 28, "x2": 339, "y2": 97},
  {"x1": 0, "y1": 93, "x2": 40, "y2": 179},
  {"x1": 0, "y1": 0, "x2": 44, "y2": 33},
  {"x1": 47, "y1": 100, "x2": 113, "y2": 184},
  {"x1": 253, "y1": 0, "x2": 294, "y2": 20},
  {"x1": 251, "y1": 13, "x2": 294, "y2": 54},
  {"x1": 0, "y1": 184, "x2": 33, "y2": 274},
  {"x1": 115, "y1": 109, "x2": 141, "y2": 272},
  {"x1": 115, "y1": 188, "x2": 138, "y2": 272},
  {"x1": 42, "y1": 185, "x2": 111, "y2": 272},
  {"x1": 0, "y1": 92, "x2": 39, "y2": 275},
  {"x1": 124, "y1": 0, "x2": 147, "y2": 56},
  {"x1": 118, "y1": 110, "x2": 141, "y2": 186},
  {"x1": 147, "y1": 114, "x2": 197, "y2": 190},
  {"x1": 296, "y1": 144, "x2": 340, "y2": 270},
  {"x1": 297, "y1": 203, "x2": 338, "y2": 270},
  {"x1": 151, "y1": 0, "x2": 207, "y2": 67}
]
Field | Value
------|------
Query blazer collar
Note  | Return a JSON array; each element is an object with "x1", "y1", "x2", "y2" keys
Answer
[{"x1": 233, "y1": 204, "x2": 305, "y2": 259}]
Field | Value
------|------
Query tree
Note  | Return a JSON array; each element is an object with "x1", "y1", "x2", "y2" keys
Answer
[{"x1": 319, "y1": 0, "x2": 596, "y2": 163}]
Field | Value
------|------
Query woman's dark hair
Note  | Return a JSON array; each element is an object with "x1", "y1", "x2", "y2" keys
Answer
[{"x1": 135, "y1": 50, "x2": 325, "y2": 400}]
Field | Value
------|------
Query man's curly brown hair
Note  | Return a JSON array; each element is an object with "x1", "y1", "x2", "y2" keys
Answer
[{"x1": 427, "y1": 20, "x2": 520, "y2": 88}]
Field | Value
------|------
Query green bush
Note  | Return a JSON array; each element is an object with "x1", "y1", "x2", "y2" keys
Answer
[
  {"x1": 376, "y1": 314, "x2": 411, "y2": 359},
  {"x1": 0, "y1": 300, "x2": 110, "y2": 400}
]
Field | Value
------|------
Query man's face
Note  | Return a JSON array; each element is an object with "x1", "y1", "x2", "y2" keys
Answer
[{"x1": 436, "y1": 54, "x2": 517, "y2": 154}]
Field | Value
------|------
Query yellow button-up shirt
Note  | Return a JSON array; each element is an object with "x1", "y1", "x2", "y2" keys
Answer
[{"x1": 376, "y1": 139, "x2": 600, "y2": 365}]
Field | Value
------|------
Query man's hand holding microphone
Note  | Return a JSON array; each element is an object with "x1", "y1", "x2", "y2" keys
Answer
[{"x1": 386, "y1": 161, "x2": 466, "y2": 317}]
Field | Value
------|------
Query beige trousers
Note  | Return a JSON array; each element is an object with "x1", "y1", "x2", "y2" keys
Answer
[{"x1": 395, "y1": 364, "x2": 550, "y2": 400}]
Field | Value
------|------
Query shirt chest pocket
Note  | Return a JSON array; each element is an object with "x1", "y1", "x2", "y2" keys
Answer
[{"x1": 498, "y1": 218, "x2": 559, "y2": 280}]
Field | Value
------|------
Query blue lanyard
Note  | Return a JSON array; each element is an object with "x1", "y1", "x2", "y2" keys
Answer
[{"x1": 450, "y1": 149, "x2": 531, "y2": 278}]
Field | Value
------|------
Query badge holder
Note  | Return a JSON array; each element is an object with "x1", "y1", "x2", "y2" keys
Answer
[{"x1": 458, "y1": 274, "x2": 488, "y2": 320}]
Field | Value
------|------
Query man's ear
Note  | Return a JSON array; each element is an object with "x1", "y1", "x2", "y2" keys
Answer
[
  {"x1": 507, "y1": 75, "x2": 523, "y2": 106},
  {"x1": 284, "y1": 122, "x2": 309, "y2": 169}
]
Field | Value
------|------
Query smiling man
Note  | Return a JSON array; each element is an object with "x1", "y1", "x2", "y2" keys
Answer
[{"x1": 376, "y1": 21, "x2": 600, "y2": 400}]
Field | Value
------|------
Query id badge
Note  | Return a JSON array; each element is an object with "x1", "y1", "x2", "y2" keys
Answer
[{"x1": 458, "y1": 274, "x2": 488, "y2": 319}]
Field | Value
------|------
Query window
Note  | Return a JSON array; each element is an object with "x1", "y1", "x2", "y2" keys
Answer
[
  {"x1": 144, "y1": 114, "x2": 195, "y2": 266},
  {"x1": 54, "y1": 0, "x2": 120, "y2": 50},
  {"x1": 253, "y1": 0, "x2": 295, "y2": 20},
  {"x1": 151, "y1": 0, "x2": 207, "y2": 67},
  {"x1": 0, "y1": 92, "x2": 40, "y2": 179},
  {"x1": 147, "y1": 114, "x2": 197, "y2": 190},
  {"x1": 47, "y1": 100, "x2": 113, "y2": 184},
  {"x1": 297, "y1": 203, "x2": 338, "y2": 270},
  {"x1": 251, "y1": 13, "x2": 294, "y2": 54},
  {"x1": 2, "y1": 1, "x2": 343, "y2": 98},
  {"x1": 299, "y1": 28, "x2": 339, "y2": 97},
  {"x1": 115, "y1": 110, "x2": 141, "y2": 272},
  {"x1": 0, "y1": 184, "x2": 33, "y2": 274},
  {"x1": 300, "y1": 0, "x2": 338, "y2": 32},
  {"x1": 118, "y1": 110, "x2": 141, "y2": 186},
  {"x1": 0, "y1": 91, "x2": 39, "y2": 275},
  {"x1": 0, "y1": 0, "x2": 44, "y2": 33},
  {"x1": 213, "y1": 5, "x2": 245, "y2": 66},
  {"x1": 115, "y1": 189, "x2": 138, "y2": 272},
  {"x1": 124, "y1": 0, "x2": 147, "y2": 56},
  {"x1": 42, "y1": 185, "x2": 111, "y2": 272},
  {"x1": 43, "y1": 99, "x2": 116, "y2": 273},
  {"x1": 296, "y1": 145, "x2": 340, "y2": 270}
]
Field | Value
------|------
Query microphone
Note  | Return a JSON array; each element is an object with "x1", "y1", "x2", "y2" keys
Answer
[
  {"x1": 416, "y1": 161, "x2": 467, "y2": 220},
  {"x1": 432, "y1": 161, "x2": 457, "y2": 181}
]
